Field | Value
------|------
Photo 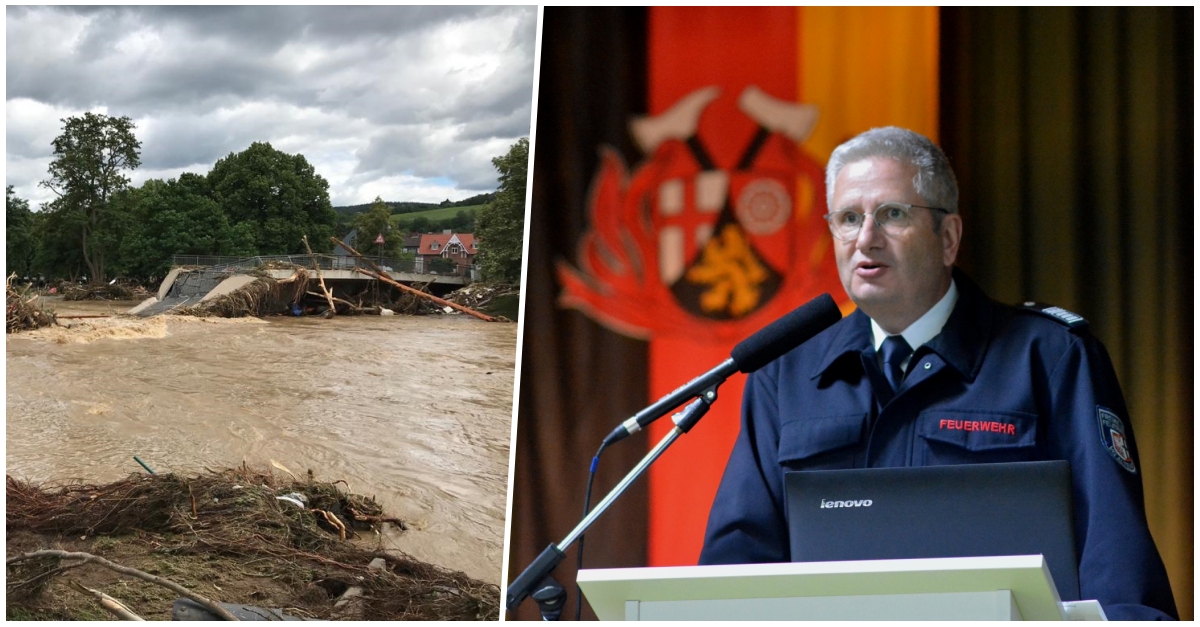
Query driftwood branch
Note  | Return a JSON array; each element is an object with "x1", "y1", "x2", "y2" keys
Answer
[
  {"x1": 347, "y1": 508, "x2": 408, "y2": 530},
  {"x1": 301, "y1": 235, "x2": 337, "y2": 317},
  {"x1": 330, "y1": 236, "x2": 499, "y2": 322},
  {"x1": 313, "y1": 508, "x2": 347, "y2": 540},
  {"x1": 274, "y1": 273, "x2": 300, "y2": 285},
  {"x1": 7, "y1": 550, "x2": 238, "y2": 621},
  {"x1": 70, "y1": 581, "x2": 145, "y2": 621},
  {"x1": 304, "y1": 291, "x2": 371, "y2": 314}
]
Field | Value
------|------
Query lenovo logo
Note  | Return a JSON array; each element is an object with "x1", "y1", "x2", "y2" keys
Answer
[{"x1": 820, "y1": 498, "x2": 872, "y2": 509}]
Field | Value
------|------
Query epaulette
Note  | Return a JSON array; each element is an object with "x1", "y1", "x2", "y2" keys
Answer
[{"x1": 1019, "y1": 301, "x2": 1089, "y2": 332}]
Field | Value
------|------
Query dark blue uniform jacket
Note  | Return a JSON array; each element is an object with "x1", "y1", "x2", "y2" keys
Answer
[{"x1": 699, "y1": 270, "x2": 1177, "y2": 620}]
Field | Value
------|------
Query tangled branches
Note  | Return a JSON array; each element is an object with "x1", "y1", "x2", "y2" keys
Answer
[
  {"x1": 7, "y1": 275, "x2": 56, "y2": 333},
  {"x1": 442, "y1": 283, "x2": 519, "y2": 321},
  {"x1": 173, "y1": 275, "x2": 290, "y2": 318},
  {"x1": 61, "y1": 283, "x2": 150, "y2": 301},
  {"x1": 7, "y1": 468, "x2": 499, "y2": 620},
  {"x1": 442, "y1": 283, "x2": 517, "y2": 310}
]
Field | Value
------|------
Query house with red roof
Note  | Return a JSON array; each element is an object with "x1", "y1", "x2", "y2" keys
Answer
[{"x1": 415, "y1": 232, "x2": 477, "y2": 275}]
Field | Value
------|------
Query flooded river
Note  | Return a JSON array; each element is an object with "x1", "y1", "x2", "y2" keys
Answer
[{"x1": 5, "y1": 298, "x2": 517, "y2": 584}]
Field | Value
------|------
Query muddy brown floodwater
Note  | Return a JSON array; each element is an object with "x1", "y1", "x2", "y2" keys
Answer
[{"x1": 5, "y1": 297, "x2": 517, "y2": 584}]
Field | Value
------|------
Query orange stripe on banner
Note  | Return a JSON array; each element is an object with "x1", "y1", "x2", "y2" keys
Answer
[
  {"x1": 798, "y1": 7, "x2": 940, "y2": 161},
  {"x1": 645, "y1": 6, "x2": 939, "y2": 568}
]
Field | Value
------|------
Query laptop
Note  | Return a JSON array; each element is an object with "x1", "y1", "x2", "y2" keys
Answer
[{"x1": 784, "y1": 461, "x2": 1079, "y2": 601}]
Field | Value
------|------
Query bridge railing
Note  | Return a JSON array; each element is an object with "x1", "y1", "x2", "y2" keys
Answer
[
  {"x1": 172, "y1": 254, "x2": 477, "y2": 278},
  {"x1": 171, "y1": 255, "x2": 247, "y2": 267}
]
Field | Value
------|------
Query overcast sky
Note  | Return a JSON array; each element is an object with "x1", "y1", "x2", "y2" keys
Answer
[{"x1": 6, "y1": 5, "x2": 536, "y2": 209}]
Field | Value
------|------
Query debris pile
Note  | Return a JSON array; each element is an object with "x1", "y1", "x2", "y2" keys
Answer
[
  {"x1": 173, "y1": 273, "x2": 297, "y2": 318},
  {"x1": 378, "y1": 284, "x2": 444, "y2": 316},
  {"x1": 257, "y1": 259, "x2": 306, "y2": 271},
  {"x1": 443, "y1": 283, "x2": 518, "y2": 311},
  {"x1": 148, "y1": 255, "x2": 509, "y2": 321},
  {"x1": 442, "y1": 283, "x2": 519, "y2": 321},
  {"x1": 6, "y1": 275, "x2": 57, "y2": 333},
  {"x1": 61, "y1": 282, "x2": 151, "y2": 302},
  {"x1": 6, "y1": 467, "x2": 499, "y2": 620}
]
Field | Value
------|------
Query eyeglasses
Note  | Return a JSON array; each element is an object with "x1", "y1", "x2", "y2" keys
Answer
[{"x1": 824, "y1": 202, "x2": 950, "y2": 241}]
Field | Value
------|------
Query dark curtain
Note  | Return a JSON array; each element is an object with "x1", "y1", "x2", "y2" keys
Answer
[
  {"x1": 941, "y1": 7, "x2": 1193, "y2": 619},
  {"x1": 507, "y1": 7, "x2": 649, "y2": 621}
]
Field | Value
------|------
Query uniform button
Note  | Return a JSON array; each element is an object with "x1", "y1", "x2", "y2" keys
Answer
[{"x1": 924, "y1": 362, "x2": 931, "y2": 370}]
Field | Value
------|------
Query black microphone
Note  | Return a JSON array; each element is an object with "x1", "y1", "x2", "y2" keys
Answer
[{"x1": 600, "y1": 293, "x2": 842, "y2": 447}]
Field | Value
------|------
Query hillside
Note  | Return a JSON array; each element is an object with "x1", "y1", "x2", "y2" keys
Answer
[
  {"x1": 334, "y1": 192, "x2": 494, "y2": 217},
  {"x1": 390, "y1": 204, "x2": 487, "y2": 228}
]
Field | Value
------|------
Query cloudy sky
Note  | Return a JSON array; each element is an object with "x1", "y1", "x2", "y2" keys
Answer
[{"x1": 6, "y1": 5, "x2": 537, "y2": 208}]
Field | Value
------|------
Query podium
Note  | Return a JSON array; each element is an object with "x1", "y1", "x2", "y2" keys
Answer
[{"x1": 577, "y1": 555, "x2": 1106, "y2": 621}]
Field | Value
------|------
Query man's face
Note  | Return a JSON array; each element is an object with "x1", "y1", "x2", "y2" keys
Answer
[{"x1": 829, "y1": 157, "x2": 961, "y2": 332}]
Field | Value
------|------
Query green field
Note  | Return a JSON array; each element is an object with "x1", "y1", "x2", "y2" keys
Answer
[{"x1": 390, "y1": 204, "x2": 486, "y2": 227}]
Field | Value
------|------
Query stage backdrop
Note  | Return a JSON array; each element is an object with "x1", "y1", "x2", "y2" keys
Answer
[{"x1": 510, "y1": 6, "x2": 1191, "y2": 620}]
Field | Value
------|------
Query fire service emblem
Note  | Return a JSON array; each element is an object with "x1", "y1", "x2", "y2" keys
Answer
[
  {"x1": 557, "y1": 85, "x2": 841, "y2": 342},
  {"x1": 1097, "y1": 406, "x2": 1137, "y2": 474}
]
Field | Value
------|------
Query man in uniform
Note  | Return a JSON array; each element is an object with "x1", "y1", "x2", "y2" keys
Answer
[{"x1": 698, "y1": 127, "x2": 1177, "y2": 620}]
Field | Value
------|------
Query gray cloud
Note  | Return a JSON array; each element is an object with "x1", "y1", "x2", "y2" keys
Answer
[
  {"x1": 5, "y1": 5, "x2": 535, "y2": 207},
  {"x1": 355, "y1": 123, "x2": 516, "y2": 191}
]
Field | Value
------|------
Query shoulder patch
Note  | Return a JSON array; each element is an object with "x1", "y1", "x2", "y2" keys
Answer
[
  {"x1": 1097, "y1": 406, "x2": 1137, "y2": 474},
  {"x1": 1020, "y1": 302, "x2": 1089, "y2": 331}
]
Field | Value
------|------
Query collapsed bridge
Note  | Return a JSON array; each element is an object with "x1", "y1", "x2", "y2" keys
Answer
[{"x1": 133, "y1": 253, "x2": 479, "y2": 318}]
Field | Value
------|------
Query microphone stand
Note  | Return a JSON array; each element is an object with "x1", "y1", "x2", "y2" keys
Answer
[{"x1": 506, "y1": 387, "x2": 720, "y2": 619}]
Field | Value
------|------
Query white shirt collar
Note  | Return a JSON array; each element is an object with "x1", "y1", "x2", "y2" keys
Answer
[{"x1": 871, "y1": 278, "x2": 959, "y2": 352}]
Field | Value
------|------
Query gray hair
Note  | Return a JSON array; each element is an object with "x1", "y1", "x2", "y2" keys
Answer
[{"x1": 825, "y1": 127, "x2": 959, "y2": 228}]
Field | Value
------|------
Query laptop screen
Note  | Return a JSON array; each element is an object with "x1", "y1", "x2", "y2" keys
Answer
[{"x1": 784, "y1": 461, "x2": 1079, "y2": 601}]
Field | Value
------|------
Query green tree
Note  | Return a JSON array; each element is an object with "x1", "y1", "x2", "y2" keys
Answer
[
  {"x1": 119, "y1": 174, "x2": 256, "y2": 280},
  {"x1": 475, "y1": 137, "x2": 528, "y2": 283},
  {"x1": 429, "y1": 256, "x2": 457, "y2": 274},
  {"x1": 39, "y1": 112, "x2": 142, "y2": 283},
  {"x1": 452, "y1": 208, "x2": 475, "y2": 231},
  {"x1": 6, "y1": 186, "x2": 37, "y2": 277},
  {"x1": 408, "y1": 216, "x2": 432, "y2": 233},
  {"x1": 207, "y1": 142, "x2": 336, "y2": 255},
  {"x1": 32, "y1": 202, "x2": 87, "y2": 280},
  {"x1": 351, "y1": 196, "x2": 400, "y2": 257}
]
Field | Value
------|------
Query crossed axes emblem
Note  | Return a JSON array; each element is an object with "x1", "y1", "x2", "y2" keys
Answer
[{"x1": 630, "y1": 85, "x2": 819, "y2": 170}]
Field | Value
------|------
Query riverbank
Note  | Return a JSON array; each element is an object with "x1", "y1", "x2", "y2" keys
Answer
[{"x1": 6, "y1": 467, "x2": 499, "y2": 620}]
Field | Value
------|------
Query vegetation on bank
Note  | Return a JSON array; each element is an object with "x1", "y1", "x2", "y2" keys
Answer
[{"x1": 7, "y1": 112, "x2": 528, "y2": 287}]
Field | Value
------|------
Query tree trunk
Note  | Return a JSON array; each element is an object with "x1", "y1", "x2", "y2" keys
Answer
[
  {"x1": 97, "y1": 251, "x2": 106, "y2": 285},
  {"x1": 81, "y1": 230, "x2": 99, "y2": 284}
]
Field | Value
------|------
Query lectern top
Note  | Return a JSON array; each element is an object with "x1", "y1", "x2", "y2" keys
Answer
[{"x1": 577, "y1": 555, "x2": 1067, "y2": 621}]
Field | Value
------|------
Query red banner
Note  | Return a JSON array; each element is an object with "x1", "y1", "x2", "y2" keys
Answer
[{"x1": 558, "y1": 6, "x2": 938, "y2": 566}]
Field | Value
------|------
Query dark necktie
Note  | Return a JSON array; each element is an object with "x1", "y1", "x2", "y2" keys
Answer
[{"x1": 880, "y1": 335, "x2": 913, "y2": 392}]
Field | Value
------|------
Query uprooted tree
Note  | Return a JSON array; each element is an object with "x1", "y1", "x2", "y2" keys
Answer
[{"x1": 39, "y1": 112, "x2": 142, "y2": 285}]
